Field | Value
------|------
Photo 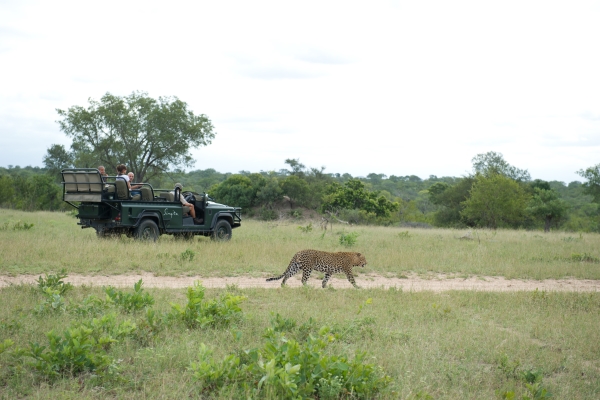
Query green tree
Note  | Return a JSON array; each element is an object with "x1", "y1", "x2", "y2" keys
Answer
[
  {"x1": 427, "y1": 177, "x2": 475, "y2": 227},
  {"x1": 321, "y1": 179, "x2": 399, "y2": 218},
  {"x1": 55, "y1": 91, "x2": 215, "y2": 182},
  {"x1": 0, "y1": 175, "x2": 15, "y2": 207},
  {"x1": 461, "y1": 174, "x2": 531, "y2": 229},
  {"x1": 577, "y1": 163, "x2": 600, "y2": 203},
  {"x1": 471, "y1": 151, "x2": 530, "y2": 182},
  {"x1": 256, "y1": 177, "x2": 283, "y2": 207},
  {"x1": 526, "y1": 188, "x2": 569, "y2": 232},
  {"x1": 281, "y1": 175, "x2": 310, "y2": 208},
  {"x1": 209, "y1": 175, "x2": 256, "y2": 209},
  {"x1": 43, "y1": 144, "x2": 73, "y2": 179}
]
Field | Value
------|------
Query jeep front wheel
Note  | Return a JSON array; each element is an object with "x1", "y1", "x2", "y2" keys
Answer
[
  {"x1": 211, "y1": 219, "x2": 232, "y2": 241},
  {"x1": 135, "y1": 219, "x2": 160, "y2": 242}
]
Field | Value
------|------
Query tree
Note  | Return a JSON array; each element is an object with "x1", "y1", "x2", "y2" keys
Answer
[
  {"x1": 577, "y1": 163, "x2": 600, "y2": 203},
  {"x1": 55, "y1": 91, "x2": 215, "y2": 182},
  {"x1": 526, "y1": 188, "x2": 569, "y2": 232},
  {"x1": 461, "y1": 174, "x2": 531, "y2": 229},
  {"x1": 281, "y1": 175, "x2": 310, "y2": 208},
  {"x1": 471, "y1": 151, "x2": 530, "y2": 182},
  {"x1": 209, "y1": 175, "x2": 256, "y2": 209},
  {"x1": 321, "y1": 179, "x2": 399, "y2": 218},
  {"x1": 284, "y1": 158, "x2": 306, "y2": 177},
  {"x1": 43, "y1": 144, "x2": 73, "y2": 180},
  {"x1": 427, "y1": 177, "x2": 475, "y2": 227}
]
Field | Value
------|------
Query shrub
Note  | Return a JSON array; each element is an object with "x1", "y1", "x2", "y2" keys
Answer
[
  {"x1": 37, "y1": 269, "x2": 73, "y2": 295},
  {"x1": 190, "y1": 318, "x2": 391, "y2": 398},
  {"x1": 339, "y1": 231, "x2": 359, "y2": 247},
  {"x1": 169, "y1": 282, "x2": 246, "y2": 328},
  {"x1": 104, "y1": 279, "x2": 154, "y2": 313}
]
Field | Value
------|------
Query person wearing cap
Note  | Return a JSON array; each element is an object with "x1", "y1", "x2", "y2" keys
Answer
[{"x1": 172, "y1": 183, "x2": 201, "y2": 223}]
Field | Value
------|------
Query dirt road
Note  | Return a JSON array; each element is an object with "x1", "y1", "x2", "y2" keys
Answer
[{"x1": 1, "y1": 273, "x2": 599, "y2": 292}]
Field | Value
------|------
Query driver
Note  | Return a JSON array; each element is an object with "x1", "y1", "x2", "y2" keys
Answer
[{"x1": 172, "y1": 183, "x2": 202, "y2": 224}]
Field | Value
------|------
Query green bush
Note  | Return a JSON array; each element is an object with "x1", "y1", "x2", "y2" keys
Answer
[
  {"x1": 190, "y1": 318, "x2": 391, "y2": 398},
  {"x1": 169, "y1": 282, "x2": 246, "y2": 328},
  {"x1": 104, "y1": 279, "x2": 154, "y2": 313},
  {"x1": 37, "y1": 269, "x2": 73, "y2": 295},
  {"x1": 339, "y1": 231, "x2": 359, "y2": 247}
]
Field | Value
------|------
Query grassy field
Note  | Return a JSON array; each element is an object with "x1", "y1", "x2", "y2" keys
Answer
[
  {"x1": 1, "y1": 209, "x2": 599, "y2": 398},
  {"x1": 0, "y1": 282, "x2": 599, "y2": 399},
  {"x1": 1, "y1": 209, "x2": 599, "y2": 279}
]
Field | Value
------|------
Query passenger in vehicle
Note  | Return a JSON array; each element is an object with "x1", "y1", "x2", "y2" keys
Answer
[
  {"x1": 116, "y1": 164, "x2": 131, "y2": 190},
  {"x1": 128, "y1": 172, "x2": 143, "y2": 196},
  {"x1": 172, "y1": 183, "x2": 202, "y2": 224},
  {"x1": 98, "y1": 165, "x2": 108, "y2": 182}
]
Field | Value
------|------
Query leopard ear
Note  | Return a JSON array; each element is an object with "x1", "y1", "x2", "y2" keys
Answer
[{"x1": 356, "y1": 253, "x2": 361, "y2": 256}]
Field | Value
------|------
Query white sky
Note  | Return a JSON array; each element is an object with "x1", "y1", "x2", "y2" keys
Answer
[{"x1": 1, "y1": 0, "x2": 599, "y2": 183}]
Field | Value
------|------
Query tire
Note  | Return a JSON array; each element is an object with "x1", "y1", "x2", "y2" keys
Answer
[
  {"x1": 211, "y1": 219, "x2": 232, "y2": 241},
  {"x1": 134, "y1": 219, "x2": 160, "y2": 242}
]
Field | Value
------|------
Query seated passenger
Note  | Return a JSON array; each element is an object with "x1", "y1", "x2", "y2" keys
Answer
[
  {"x1": 128, "y1": 172, "x2": 142, "y2": 196},
  {"x1": 172, "y1": 183, "x2": 202, "y2": 224},
  {"x1": 98, "y1": 165, "x2": 108, "y2": 183},
  {"x1": 116, "y1": 164, "x2": 131, "y2": 190}
]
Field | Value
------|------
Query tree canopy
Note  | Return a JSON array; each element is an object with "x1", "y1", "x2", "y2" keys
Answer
[
  {"x1": 577, "y1": 163, "x2": 600, "y2": 203},
  {"x1": 471, "y1": 151, "x2": 531, "y2": 182},
  {"x1": 52, "y1": 91, "x2": 215, "y2": 182}
]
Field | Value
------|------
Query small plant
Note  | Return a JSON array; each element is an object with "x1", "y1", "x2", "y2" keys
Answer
[
  {"x1": 0, "y1": 220, "x2": 34, "y2": 231},
  {"x1": 297, "y1": 223, "x2": 313, "y2": 233},
  {"x1": 170, "y1": 282, "x2": 246, "y2": 328},
  {"x1": 180, "y1": 249, "x2": 195, "y2": 262},
  {"x1": 570, "y1": 253, "x2": 599, "y2": 263},
  {"x1": 104, "y1": 279, "x2": 154, "y2": 313},
  {"x1": 398, "y1": 230, "x2": 411, "y2": 238},
  {"x1": 37, "y1": 269, "x2": 73, "y2": 295},
  {"x1": 34, "y1": 289, "x2": 67, "y2": 315},
  {"x1": 289, "y1": 209, "x2": 303, "y2": 219},
  {"x1": 339, "y1": 231, "x2": 359, "y2": 247}
]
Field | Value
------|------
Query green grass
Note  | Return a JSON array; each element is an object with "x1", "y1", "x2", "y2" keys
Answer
[
  {"x1": 0, "y1": 283, "x2": 599, "y2": 398},
  {"x1": 1, "y1": 209, "x2": 600, "y2": 279}
]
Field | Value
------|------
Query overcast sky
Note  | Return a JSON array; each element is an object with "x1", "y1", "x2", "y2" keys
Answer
[{"x1": 1, "y1": 0, "x2": 599, "y2": 183}]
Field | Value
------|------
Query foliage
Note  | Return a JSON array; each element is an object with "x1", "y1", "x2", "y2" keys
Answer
[
  {"x1": 169, "y1": 282, "x2": 246, "y2": 328},
  {"x1": 281, "y1": 175, "x2": 310, "y2": 208},
  {"x1": 43, "y1": 144, "x2": 73, "y2": 179},
  {"x1": 322, "y1": 179, "x2": 399, "y2": 218},
  {"x1": 190, "y1": 319, "x2": 390, "y2": 398},
  {"x1": 461, "y1": 174, "x2": 531, "y2": 229},
  {"x1": 104, "y1": 279, "x2": 155, "y2": 313},
  {"x1": 577, "y1": 162, "x2": 600, "y2": 204},
  {"x1": 37, "y1": 269, "x2": 73, "y2": 295},
  {"x1": 472, "y1": 151, "x2": 531, "y2": 182},
  {"x1": 526, "y1": 188, "x2": 569, "y2": 232},
  {"x1": 0, "y1": 220, "x2": 34, "y2": 231},
  {"x1": 209, "y1": 174, "x2": 259, "y2": 209},
  {"x1": 427, "y1": 176, "x2": 475, "y2": 227},
  {"x1": 339, "y1": 231, "x2": 359, "y2": 247},
  {"x1": 298, "y1": 223, "x2": 313, "y2": 233},
  {"x1": 54, "y1": 91, "x2": 215, "y2": 182}
]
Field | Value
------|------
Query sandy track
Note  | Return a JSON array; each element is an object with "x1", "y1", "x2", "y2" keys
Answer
[{"x1": 1, "y1": 273, "x2": 599, "y2": 292}]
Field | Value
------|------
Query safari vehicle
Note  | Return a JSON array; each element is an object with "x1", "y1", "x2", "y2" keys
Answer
[{"x1": 61, "y1": 168, "x2": 241, "y2": 241}]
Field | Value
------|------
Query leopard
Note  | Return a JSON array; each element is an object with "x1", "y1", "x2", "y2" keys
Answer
[{"x1": 266, "y1": 249, "x2": 367, "y2": 288}]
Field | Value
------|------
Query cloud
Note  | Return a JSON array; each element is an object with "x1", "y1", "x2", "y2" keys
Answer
[
  {"x1": 237, "y1": 65, "x2": 324, "y2": 80},
  {"x1": 294, "y1": 48, "x2": 353, "y2": 65}
]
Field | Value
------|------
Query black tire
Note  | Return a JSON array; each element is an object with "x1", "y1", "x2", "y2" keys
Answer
[
  {"x1": 134, "y1": 219, "x2": 160, "y2": 242},
  {"x1": 211, "y1": 219, "x2": 232, "y2": 241}
]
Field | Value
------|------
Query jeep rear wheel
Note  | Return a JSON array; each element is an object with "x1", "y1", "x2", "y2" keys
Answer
[
  {"x1": 135, "y1": 219, "x2": 160, "y2": 242},
  {"x1": 211, "y1": 219, "x2": 232, "y2": 241}
]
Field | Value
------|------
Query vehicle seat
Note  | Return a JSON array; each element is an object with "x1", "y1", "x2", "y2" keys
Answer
[
  {"x1": 115, "y1": 179, "x2": 129, "y2": 200},
  {"x1": 141, "y1": 187, "x2": 153, "y2": 201},
  {"x1": 159, "y1": 192, "x2": 174, "y2": 202}
]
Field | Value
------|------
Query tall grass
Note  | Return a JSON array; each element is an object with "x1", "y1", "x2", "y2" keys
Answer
[
  {"x1": 0, "y1": 284, "x2": 598, "y2": 398},
  {"x1": 1, "y1": 209, "x2": 600, "y2": 279}
]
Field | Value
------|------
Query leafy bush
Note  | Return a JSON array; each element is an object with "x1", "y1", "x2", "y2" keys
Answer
[
  {"x1": 104, "y1": 279, "x2": 154, "y2": 313},
  {"x1": 190, "y1": 318, "x2": 391, "y2": 398},
  {"x1": 297, "y1": 223, "x2": 313, "y2": 233},
  {"x1": 170, "y1": 282, "x2": 246, "y2": 328},
  {"x1": 37, "y1": 269, "x2": 73, "y2": 295},
  {"x1": 0, "y1": 220, "x2": 34, "y2": 231},
  {"x1": 34, "y1": 289, "x2": 67, "y2": 315},
  {"x1": 180, "y1": 249, "x2": 196, "y2": 262},
  {"x1": 339, "y1": 231, "x2": 359, "y2": 247}
]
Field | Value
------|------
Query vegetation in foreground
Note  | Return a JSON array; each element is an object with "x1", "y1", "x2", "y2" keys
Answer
[
  {"x1": 1, "y1": 275, "x2": 599, "y2": 399},
  {"x1": 1, "y1": 209, "x2": 600, "y2": 280}
]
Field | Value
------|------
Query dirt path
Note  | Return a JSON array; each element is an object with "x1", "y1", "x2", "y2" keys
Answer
[{"x1": 1, "y1": 273, "x2": 599, "y2": 292}]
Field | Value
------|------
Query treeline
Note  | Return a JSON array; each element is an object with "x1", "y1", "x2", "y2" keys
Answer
[{"x1": 2, "y1": 153, "x2": 600, "y2": 232}]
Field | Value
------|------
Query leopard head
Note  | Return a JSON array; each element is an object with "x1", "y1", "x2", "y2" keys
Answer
[{"x1": 354, "y1": 252, "x2": 367, "y2": 268}]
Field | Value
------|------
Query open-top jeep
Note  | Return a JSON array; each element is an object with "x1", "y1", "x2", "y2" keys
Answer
[{"x1": 61, "y1": 168, "x2": 241, "y2": 241}]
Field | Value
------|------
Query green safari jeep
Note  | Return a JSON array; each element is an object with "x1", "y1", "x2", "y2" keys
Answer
[{"x1": 61, "y1": 168, "x2": 241, "y2": 241}]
